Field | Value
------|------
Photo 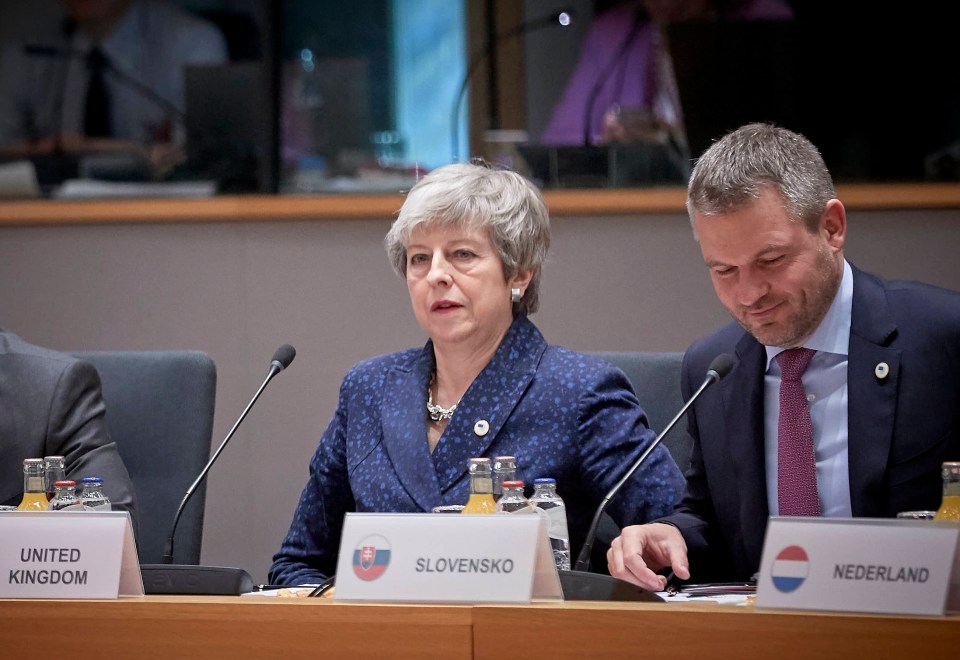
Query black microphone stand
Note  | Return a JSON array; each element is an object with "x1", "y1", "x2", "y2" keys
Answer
[
  {"x1": 574, "y1": 364, "x2": 722, "y2": 571},
  {"x1": 559, "y1": 353, "x2": 735, "y2": 601},
  {"x1": 139, "y1": 345, "x2": 296, "y2": 595},
  {"x1": 161, "y1": 355, "x2": 288, "y2": 564}
]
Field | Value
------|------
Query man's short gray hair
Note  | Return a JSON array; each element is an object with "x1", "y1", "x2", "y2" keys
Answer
[{"x1": 687, "y1": 123, "x2": 837, "y2": 235}]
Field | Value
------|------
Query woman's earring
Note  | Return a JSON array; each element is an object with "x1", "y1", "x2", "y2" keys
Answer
[{"x1": 511, "y1": 287, "x2": 522, "y2": 303}]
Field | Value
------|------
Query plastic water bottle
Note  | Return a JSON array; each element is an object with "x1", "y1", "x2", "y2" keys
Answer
[
  {"x1": 496, "y1": 480, "x2": 530, "y2": 513},
  {"x1": 43, "y1": 455, "x2": 66, "y2": 501},
  {"x1": 530, "y1": 478, "x2": 571, "y2": 571},
  {"x1": 48, "y1": 480, "x2": 83, "y2": 511},
  {"x1": 79, "y1": 476, "x2": 112, "y2": 511},
  {"x1": 492, "y1": 455, "x2": 517, "y2": 496}
]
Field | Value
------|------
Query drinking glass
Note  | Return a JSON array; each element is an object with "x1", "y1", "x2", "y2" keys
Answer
[
  {"x1": 431, "y1": 505, "x2": 465, "y2": 514},
  {"x1": 896, "y1": 510, "x2": 936, "y2": 520}
]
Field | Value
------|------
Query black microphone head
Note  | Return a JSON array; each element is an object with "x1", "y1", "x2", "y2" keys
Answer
[
  {"x1": 706, "y1": 353, "x2": 736, "y2": 382},
  {"x1": 271, "y1": 344, "x2": 296, "y2": 371}
]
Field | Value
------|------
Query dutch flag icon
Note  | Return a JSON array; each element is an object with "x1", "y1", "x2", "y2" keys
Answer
[{"x1": 771, "y1": 545, "x2": 810, "y2": 593}]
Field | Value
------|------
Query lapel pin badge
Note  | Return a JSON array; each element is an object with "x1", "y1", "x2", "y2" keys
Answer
[
  {"x1": 875, "y1": 362, "x2": 890, "y2": 380},
  {"x1": 473, "y1": 419, "x2": 490, "y2": 437}
]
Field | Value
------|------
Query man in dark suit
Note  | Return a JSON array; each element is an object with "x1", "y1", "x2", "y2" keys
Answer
[
  {"x1": 608, "y1": 123, "x2": 960, "y2": 589},
  {"x1": 0, "y1": 328, "x2": 138, "y2": 529}
]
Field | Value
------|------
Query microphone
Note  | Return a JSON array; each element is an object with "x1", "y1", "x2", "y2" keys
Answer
[
  {"x1": 139, "y1": 344, "x2": 296, "y2": 595},
  {"x1": 23, "y1": 43, "x2": 187, "y2": 128},
  {"x1": 451, "y1": 8, "x2": 574, "y2": 162},
  {"x1": 48, "y1": 20, "x2": 75, "y2": 153},
  {"x1": 558, "y1": 352, "x2": 735, "y2": 601}
]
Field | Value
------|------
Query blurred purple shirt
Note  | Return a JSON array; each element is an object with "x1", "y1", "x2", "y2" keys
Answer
[{"x1": 540, "y1": 0, "x2": 794, "y2": 146}]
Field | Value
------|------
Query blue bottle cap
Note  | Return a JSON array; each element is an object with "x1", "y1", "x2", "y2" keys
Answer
[
  {"x1": 533, "y1": 477, "x2": 556, "y2": 485},
  {"x1": 80, "y1": 476, "x2": 103, "y2": 483}
]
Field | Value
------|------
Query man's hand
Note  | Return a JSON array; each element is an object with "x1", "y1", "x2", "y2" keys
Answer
[{"x1": 607, "y1": 522, "x2": 690, "y2": 591}]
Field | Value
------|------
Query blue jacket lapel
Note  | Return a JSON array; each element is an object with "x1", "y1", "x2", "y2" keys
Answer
[
  {"x1": 431, "y1": 317, "x2": 545, "y2": 492},
  {"x1": 380, "y1": 348, "x2": 441, "y2": 513},
  {"x1": 378, "y1": 316, "x2": 546, "y2": 511},
  {"x1": 433, "y1": 316, "x2": 547, "y2": 490},
  {"x1": 847, "y1": 266, "x2": 899, "y2": 516}
]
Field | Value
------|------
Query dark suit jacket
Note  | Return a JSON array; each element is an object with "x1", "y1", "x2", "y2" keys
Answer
[
  {"x1": 269, "y1": 315, "x2": 685, "y2": 585},
  {"x1": 0, "y1": 330, "x2": 138, "y2": 530},
  {"x1": 665, "y1": 265, "x2": 960, "y2": 581}
]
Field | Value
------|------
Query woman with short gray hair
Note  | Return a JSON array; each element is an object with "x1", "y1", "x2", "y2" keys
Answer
[{"x1": 270, "y1": 161, "x2": 683, "y2": 586}]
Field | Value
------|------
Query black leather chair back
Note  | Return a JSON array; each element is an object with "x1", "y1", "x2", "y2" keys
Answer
[
  {"x1": 70, "y1": 351, "x2": 216, "y2": 565},
  {"x1": 592, "y1": 351, "x2": 692, "y2": 473}
]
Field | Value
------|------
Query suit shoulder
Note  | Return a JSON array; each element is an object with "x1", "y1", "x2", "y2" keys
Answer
[
  {"x1": 341, "y1": 348, "x2": 421, "y2": 388},
  {"x1": 541, "y1": 345, "x2": 618, "y2": 373},
  {"x1": 537, "y1": 345, "x2": 632, "y2": 392},
  {"x1": 858, "y1": 272, "x2": 960, "y2": 347},
  {"x1": 883, "y1": 277, "x2": 960, "y2": 317},
  {"x1": 0, "y1": 330, "x2": 80, "y2": 374},
  {"x1": 0, "y1": 332, "x2": 103, "y2": 409}
]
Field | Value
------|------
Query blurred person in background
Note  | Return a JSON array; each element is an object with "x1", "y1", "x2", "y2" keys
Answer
[
  {"x1": 0, "y1": 327, "x2": 138, "y2": 530},
  {"x1": 540, "y1": 0, "x2": 793, "y2": 153},
  {"x1": 0, "y1": 0, "x2": 227, "y2": 177}
]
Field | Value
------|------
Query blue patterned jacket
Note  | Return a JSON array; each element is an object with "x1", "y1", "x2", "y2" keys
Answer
[{"x1": 269, "y1": 315, "x2": 684, "y2": 584}]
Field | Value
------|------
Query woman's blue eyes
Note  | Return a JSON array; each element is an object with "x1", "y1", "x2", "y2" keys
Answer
[{"x1": 408, "y1": 249, "x2": 476, "y2": 266}]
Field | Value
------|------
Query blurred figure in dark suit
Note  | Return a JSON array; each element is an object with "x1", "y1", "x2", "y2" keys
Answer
[
  {"x1": 0, "y1": 0, "x2": 227, "y2": 177},
  {"x1": 0, "y1": 328, "x2": 138, "y2": 531}
]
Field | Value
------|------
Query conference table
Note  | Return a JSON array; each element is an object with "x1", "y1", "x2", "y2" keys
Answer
[{"x1": 1, "y1": 596, "x2": 956, "y2": 659}]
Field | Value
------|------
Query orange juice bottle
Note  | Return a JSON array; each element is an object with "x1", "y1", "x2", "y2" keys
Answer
[
  {"x1": 18, "y1": 458, "x2": 48, "y2": 511},
  {"x1": 935, "y1": 462, "x2": 960, "y2": 521},
  {"x1": 462, "y1": 458, "x2": 496, "y2": 514}
]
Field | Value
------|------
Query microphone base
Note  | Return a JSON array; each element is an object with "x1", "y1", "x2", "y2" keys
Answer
[
  {"x1": 140, "y1": 564, "x2": 254, "y2": 595},
  {"x1": 558, "y1": 570, "x2": 666, "y2": 602}
]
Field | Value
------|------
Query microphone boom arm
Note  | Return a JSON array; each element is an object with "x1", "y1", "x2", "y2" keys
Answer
[
  {"x1": 161, "y1": 360, "x2": 284, "y2": 564},
  {"x1": 572, "y1": 362, "x2": 727, "y2": 572}
]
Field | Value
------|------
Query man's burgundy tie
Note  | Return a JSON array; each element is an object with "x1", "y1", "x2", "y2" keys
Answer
[{"x1": 776, "y1": 348, "x2": 821, "y2": 516}]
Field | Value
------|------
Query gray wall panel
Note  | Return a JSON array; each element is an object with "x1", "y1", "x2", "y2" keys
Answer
[{"x1": 0, "y1": 207, "x2": 957, "y2": 582}]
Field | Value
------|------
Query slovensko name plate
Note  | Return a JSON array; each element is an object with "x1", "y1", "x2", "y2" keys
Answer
[
  {"x1": 0, "y1": 510, "x2": 143, "y2": 599},
  {"x1": 756, "y1": 517, "x2": 960, "y2": 615},
  {"x1": 334, "y1": 512, "x2": 562, "y2": 603}
]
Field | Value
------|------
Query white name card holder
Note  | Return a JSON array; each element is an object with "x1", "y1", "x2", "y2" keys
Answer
[
  {"x1": 0, "y1": 510, "x2": 144, "y2": 599},
  {"x1": 334, "y1": 512, "x2": 563, "y2": 603},
  {"x1": 756, "y1": 516, "x2": 960, "y2": 616}
]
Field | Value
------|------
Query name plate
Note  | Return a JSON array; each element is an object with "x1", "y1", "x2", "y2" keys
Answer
[
  {"x1": 334, "y1": 512, "x2": 562, "y2": 603},
  {"x1": 0, "y1": 511, "x2": 143, "y2": 599},
  {"x1": 756, "y1": 517, "x2": 960, "y2": 616}
]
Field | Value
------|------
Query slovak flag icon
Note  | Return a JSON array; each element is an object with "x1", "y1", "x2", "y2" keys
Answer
[
  {"x1": 352, "y1": 535, "x2": 391, "y2": 581},
  {"x1": 771, "y1": 545, "x2": 810, "y2": 593}
]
